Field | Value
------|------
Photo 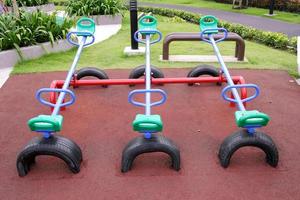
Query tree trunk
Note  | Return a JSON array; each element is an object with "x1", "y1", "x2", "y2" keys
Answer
[{"x1": 12, "y1": 0, "x2": 20, "y2": 18}]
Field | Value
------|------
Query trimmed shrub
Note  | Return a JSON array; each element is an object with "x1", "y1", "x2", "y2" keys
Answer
[
  {"x1": 66, "y1": 0, "x2": 124, "y2": 16},
  {"x1": 138, "y1": 7, "x2": 297, "y2": 53},
  {"x1": 215, "y1": 0, "x2": 300, "y2": 13},
  {"x1": 0, "y1": 11, "x2": 73, "y2": 51}
]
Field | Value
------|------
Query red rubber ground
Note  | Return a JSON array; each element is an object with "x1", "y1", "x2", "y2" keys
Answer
[{"x1": 0, "y1": 69, "x2": 299, "y2": 200}]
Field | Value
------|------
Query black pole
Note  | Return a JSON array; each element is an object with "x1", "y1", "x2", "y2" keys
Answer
[
  {"x1": 269, "y1": 0, "x2": 275, "y2": 15},
  {"x1": 130, "y1": 0, "x2": 138, "y2": 50}
]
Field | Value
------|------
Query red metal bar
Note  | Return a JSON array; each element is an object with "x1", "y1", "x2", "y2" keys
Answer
[
  {"x1": 50, "y1": 76, "x2": 248, "y2": 111},
  {"x1": 49, "y1": 80, "x2": 66, "y2": 112},
  {"x1": 53, "y1": 76, "x2": 245, "y2": 87}
]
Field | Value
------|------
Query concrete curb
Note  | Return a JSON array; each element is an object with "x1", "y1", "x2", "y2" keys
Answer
[
  {"x1": 0, "y1": 40, "x2": 73, "y2": 88},
  {"x1": 0, "y1": 40, "x2": 73, "y2": 70},
  {"x1": 90, "y1": 15, "x2": 122, "y2": 25}
]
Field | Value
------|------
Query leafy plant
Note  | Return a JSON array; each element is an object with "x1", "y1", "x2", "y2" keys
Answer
[
  {"x1": 0, "y1": 11, "x2": 73, "y2": 51},
  {"x1": 5, "y1": 0, "x2": 49, "y2": 7},
  {"x1": 138, "y1": 6, "x2": 297, "y2": 53},
  {"x1": 66, "y1": 0, "x2": 124, "y2": 16}
]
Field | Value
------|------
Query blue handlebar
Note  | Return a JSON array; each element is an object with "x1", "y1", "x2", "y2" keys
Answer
[
  {"x1": 221, "y1": 84, "x2": 260, "y2": 103},
  {"x1": 200, "y1": 28, "x2": 228, "y2": 44},
  {"x1": 67, "y1": 31, "x2": 95, "y2": 47},
  {"x1": 134, "y1": 30, "x2": 162, "y2": 44},
  {"x1": 36, "y1": 88, "x2": 76, "y2": 107},
  {"x1": 128, "y1": 89, "x2": 167, "y2": 107}
]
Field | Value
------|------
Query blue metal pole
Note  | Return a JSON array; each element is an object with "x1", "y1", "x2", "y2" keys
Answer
[
  {"x1": 145, "y1": 34, "x2": 151, "y2": 116},
  {"x1": 209, "y1": 34, "x2": 246, "y2": 111},
  {"x1": 51, "y1": 36, "x2": 87, "y2": 116}
]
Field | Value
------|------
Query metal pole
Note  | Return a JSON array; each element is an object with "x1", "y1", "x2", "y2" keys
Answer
[
  {"x1": 145, "y1": 34, "x2": 151, "y2": 115},
  {"x1": 269, "y1": 0, "x2": 275, "y2": 15},
  {"x1": 130, "y1": 0, "x2": 138, "y2": 50},
  {"x1": 51, "y1": 37, "x2": 87, "y2": 116},
  {"x1": 209, "y1": 34, "x2": 246, "y2": 111}
]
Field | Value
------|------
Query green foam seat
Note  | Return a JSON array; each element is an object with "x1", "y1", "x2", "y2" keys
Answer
[
  {"x1": 28, "y1": 115, "x2": 63, "y2": 132},
  {"x1": 133, "y1": 114, "x2": 163, "y2": 133},
  {"x1": 200, "y1": 15, "x2": 219, "y2": 34},
  {"x1": 235, "y1": 110, "x2": 270, "y2": 127}
]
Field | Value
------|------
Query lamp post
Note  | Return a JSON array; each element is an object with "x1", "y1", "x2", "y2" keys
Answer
[
  {"x1": 269, "y1": 0, "x2": 275, "y2": 15},
  {"x1": 130, "y1": 0, "x2": 138, "y2": 50}
]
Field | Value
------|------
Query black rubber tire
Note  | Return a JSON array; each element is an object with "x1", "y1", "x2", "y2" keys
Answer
[
  {"x1": 121, "y1": 134, "x2": 180, "y2": 172},
  {"x1": 76, "y1": 67, "x2": 109, "y2": 88},
  {"x1": 128, "y1": 65, "x2": 164, "y2": 87},
  {"x1": 218, "y1": 129, "x2": 279, "y2": 168},
  {"x1": 187, "y1": 64, "x2": 221, "y2": 86},
  {"x1": 16, "y1": 135, "x2": 82, "y2": 177}
]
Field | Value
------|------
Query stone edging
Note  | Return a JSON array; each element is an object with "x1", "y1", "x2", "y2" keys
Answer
[
  {"x1": 0, "y1": 40, "x2": 73, "y2": 70},
  {"x1": 90, "y1": 14, "x2": 122, "y2": 25}
]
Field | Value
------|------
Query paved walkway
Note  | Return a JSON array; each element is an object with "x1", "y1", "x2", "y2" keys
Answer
[{"x1": 140, "y1": 2, "x2": 300, "y2": 37}]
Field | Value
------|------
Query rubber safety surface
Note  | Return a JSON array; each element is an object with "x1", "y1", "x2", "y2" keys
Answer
[{"x1": 0, "y1": 69, "x2": 299, "y2": 200}]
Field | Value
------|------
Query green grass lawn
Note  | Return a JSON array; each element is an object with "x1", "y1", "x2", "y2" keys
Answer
[
  {"x1": 141, "y1": 0, "x2": 300, "y2": 24},
  {"x1": 13, "y1": 14, "x2": 298, "y2": 76}
]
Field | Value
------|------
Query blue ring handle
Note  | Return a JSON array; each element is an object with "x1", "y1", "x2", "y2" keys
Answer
[
  {"x1": 36, "y1": 88, "x2": 76, "y2": 107},
  {"x1": 134, "y1": 30, "x2": 162, "y2": 44},
  {"x1": 128, "y1": 89, "x2": 167, "y2": 107},
  {"x1": 200, "y1": 28, "x2": 228, "y2": 44},
  {"x1": 221, "y1": 84, "x2": 260, "y2": 103},
  {"x1": 67, "y1": 31, "x2": 95, "y2": 47}
]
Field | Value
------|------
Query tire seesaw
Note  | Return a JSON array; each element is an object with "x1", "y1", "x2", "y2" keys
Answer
[
  {"x1": 199, "y1": 15, "x2": 279, "y2": 168},
  {"x1": 16, "y1": 17, "x2": 96, "y2": 177},
  {"x1": 121, "y1": 16, "x2": 180, "y2": 172}
]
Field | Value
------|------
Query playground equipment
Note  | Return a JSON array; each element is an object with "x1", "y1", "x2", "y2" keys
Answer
[
  {"x1": 198, "y1": 15, "x2": 278, "y2": 167},
  {"x1": 162, "y1": 32, "x2": 245, "y2": 62},
  {"x1": 16, "y1": 17, "x2": 98, "y2": 177},
  {"x1": 121, "y1": 16, "x2": 180, "y2": 172},
  {"x1": 17, "y1": 15, "x2": 279, "y2": 176}
]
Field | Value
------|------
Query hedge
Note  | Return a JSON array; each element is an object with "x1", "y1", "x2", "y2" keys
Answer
[
  {"x1": 215, "y1": 0, "x2": 300, "y2": 13},
  {"x1": 138, "y1": 7, "x2": 297, "y2": 53}
]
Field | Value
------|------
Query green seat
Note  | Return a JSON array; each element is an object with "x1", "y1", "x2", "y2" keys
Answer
[
  {"x1": 76, "y1": 17, "x2": 95, "y2": 36},
  {"x1": 133, "y1": 114, "x2": 163, "y2": 133},
  {"x1": 200, "y1": 15, "x2": 219, "y2": 34},
  {"x1": 28, "y1": 115, "x2": 63, "y2": 132},
  {"x1": 235, "y1": 110, "x2": 270, "y2": 127}
]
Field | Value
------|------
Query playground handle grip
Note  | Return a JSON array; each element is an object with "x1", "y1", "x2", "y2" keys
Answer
[
  {"x1": 36, "y1": 88, "x2": 76, "y2": 107},
  {"x1": 200, "y1": 28, "x2": 228, "y2": 43},
  {"x1": 67, "y1": 32, "x2": 95, "y2": 47},
  {"x1": 134, "y1": 30, "x2": 162, "y2": 44},
  {"x1": 128, "y1": 89, "x2": 167, "y2": 107},
  {"x1": 221, "y1": 84, "x2": 260, "y2": 103}
]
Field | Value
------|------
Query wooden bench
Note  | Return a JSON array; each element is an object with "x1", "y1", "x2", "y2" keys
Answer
[{"x1": 162, "y1": 32, "x2": 246, "y2": 62}]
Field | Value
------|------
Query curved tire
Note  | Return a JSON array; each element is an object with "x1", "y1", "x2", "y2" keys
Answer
[
  {"x1": 16, "y1": 135, "x2": 82, "y2": 177},
  {"x1": 187, "y1": 64, "x2": 221, "y2": 86},
  {"x1": 76, "y1": 67, "x2": 109, "y2": 88},
  {"x1": 218, "y1": 129, "x2": 279, "y2": 168},
  {"x1": 121, "y1": 134, "x2": 180, "y2": 172},
  {"x1": 128, "y1": 65, "x2": 164, "y2": 87}
]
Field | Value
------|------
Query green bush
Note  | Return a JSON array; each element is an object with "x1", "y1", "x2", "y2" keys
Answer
[
  {"x1": 215, "y1": 0, "x2": 300, "y2": 13},
  {"x1": 0, "y1": 11, "x2": 73, "y2": 51},
  {"x1": 138, "y1": 7, "x2": 297, "y2": 53},
  {"x1": 66, "y1": 0, "x2": 124, "y2": 16},
  {"x1": 5, "y1": 0, "x2": 49, "y2": 7}
]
